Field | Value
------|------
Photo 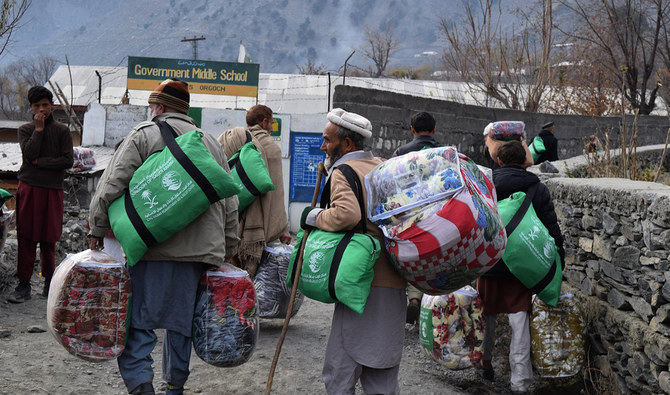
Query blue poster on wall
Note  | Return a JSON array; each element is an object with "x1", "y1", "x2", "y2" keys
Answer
[{"x1": 290, "y1": 132, "x2": 326, "y2": 202}]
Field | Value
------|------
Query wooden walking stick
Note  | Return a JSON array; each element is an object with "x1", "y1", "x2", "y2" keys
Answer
[{"x1": 265, "y1": 162, "x2": 324, "y2": 395}]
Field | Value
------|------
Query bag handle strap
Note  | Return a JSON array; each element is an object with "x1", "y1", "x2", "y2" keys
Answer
[
  {"x1": 320, "y1": 163, "x2": 367, "y2": 233},
  {"x1": 227, "y1": 132, "x2": 262, "y2": 197},
  {"x1": 156, "y1": 121, "x2": 219, "y2": 204},
  {"x1": 505, "y1": 182, "x2": 538, "y2": 236}
]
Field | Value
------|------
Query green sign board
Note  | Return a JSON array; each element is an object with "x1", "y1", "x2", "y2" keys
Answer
[
  {"x1": 127, "y1": 56, "x2": 260, "y2": 97},
  {"x1": 271, "y1": 118, "x2": 282, "y2": 137}
]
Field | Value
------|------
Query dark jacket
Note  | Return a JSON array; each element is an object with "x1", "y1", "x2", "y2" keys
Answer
[
  {"x1": 393, "y1": 135, "x2": 440, "y2": 157},
  {"x1": 485, "y1": 165, "x2": 565, "y2": 277},
  {"x1": 18, "y1": 114, "x2": 73, "y2": 190},
  {"x1": 535, "y1": 128, "x2": 558, "y2": 162}
]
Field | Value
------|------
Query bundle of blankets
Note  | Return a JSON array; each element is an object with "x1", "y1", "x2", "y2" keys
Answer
[
  {"x1": 531, "y1": 294, "x2": 586, "y2": 377},
  {"x1": 46, "y1": 249, "x2": 131, "y2": 362},
  {"x1": 365, "y1": 147, "x2": 506, "y2": 294},
  {"x1": 192, "y1": 263, "x2": 259, "y2": 367},
  {"x1": 418, "y1": 286, "x2": 484, "y2": 370},
  {"x1": 253, "y1": 242, "x2": 304, "y2": 319}
]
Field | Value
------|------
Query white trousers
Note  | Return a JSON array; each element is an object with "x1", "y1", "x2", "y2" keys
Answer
[{"x1": 482, "y1": 312, "x2": 533, "y2": 392}]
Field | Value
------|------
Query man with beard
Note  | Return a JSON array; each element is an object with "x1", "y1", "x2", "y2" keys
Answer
[{"x1": 300, "y1": 108, "x2": 407, "y2": 394}]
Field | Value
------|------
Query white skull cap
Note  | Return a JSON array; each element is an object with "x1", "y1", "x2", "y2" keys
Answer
[{"x1": 327, "y1": 108, "x2": 372, "y2": 138}]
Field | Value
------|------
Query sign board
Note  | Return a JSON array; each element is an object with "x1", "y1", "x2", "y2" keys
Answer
[
  {"x1": 289, "y1": 132, "x2": 325, "y2": 202},
  {"x1": 127, "y1": 56, "x2": 259, "y2": 97}
]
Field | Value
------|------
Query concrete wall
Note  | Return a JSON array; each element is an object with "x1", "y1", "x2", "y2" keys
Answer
[
  {"x1": 546, "y1": 176, "x2": 670, "y2": 394},
  {"x1": 333, "y1": 86, "x2": 670, "y2": 163}
]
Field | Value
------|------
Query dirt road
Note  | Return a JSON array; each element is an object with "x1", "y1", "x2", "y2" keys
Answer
[{"x1": 0, "y1": 279, "x2": 507, "y2": 395}]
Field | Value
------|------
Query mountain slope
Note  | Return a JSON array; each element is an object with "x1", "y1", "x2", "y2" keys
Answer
[{"x1": 2, "y1": 0, "x2": 541, "y2": 73}]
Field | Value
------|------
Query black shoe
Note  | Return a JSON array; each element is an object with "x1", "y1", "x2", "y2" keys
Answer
[
  {"x1": 130, "y1": 382, "x2": 155, "y2": 395},
  {"x1": 406, "y1": 302, "x2": 420, "y2": 324},
  {"x1": 42, "y1": 278, "x2": 51, "y2": 298},
  {"x1": 480, "y1": 360, "x2": 494, "y2": 381},
  {"x1": 7, "y1": 284, "x2": 31, "y2": 303}
]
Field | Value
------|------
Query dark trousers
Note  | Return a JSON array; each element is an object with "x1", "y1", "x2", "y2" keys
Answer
[{"x1": 17, "y1": 236, "x2": 56, "y2": 282}]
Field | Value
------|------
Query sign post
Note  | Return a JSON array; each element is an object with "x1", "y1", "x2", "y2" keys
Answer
[{"x1": 127, "y1": 56, "x2": 260, "y2": 98}]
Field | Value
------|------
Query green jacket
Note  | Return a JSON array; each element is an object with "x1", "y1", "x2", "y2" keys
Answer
[{"x1": 88, "y1": 112, "x2": 239, "y2": 266}]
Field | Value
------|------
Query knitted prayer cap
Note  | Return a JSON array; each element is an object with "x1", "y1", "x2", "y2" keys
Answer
[
  {"x1": 327, "y1": 108, "x2": 372, "y2": 138},
  {"x1": 148, "y1": 79, "x2": 190, "y2": 114}
]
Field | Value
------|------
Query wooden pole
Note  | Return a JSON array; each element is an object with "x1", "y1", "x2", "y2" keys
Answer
[{"x1": 265, "y1": 162, "x2": 324, "y2": 395}]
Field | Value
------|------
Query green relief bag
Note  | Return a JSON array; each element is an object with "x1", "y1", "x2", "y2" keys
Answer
[
  {"x1": 108, "y1": 122, "x2": 240, "y2": 266},
  {"x1": 228, "y1": 131, "x2": 274, "y2": 212},
  {"x1": 286, "y1": 164, "x2": 380, "y2": 314},
  {"x1": 418, "y1": 305, "x2": 434, "y2": 350},
  {"x1": 0, "y1": 188, "x2": 12, "y2": 206},
  {"x1": 286, "y1": 228, "x2": 380, "y2": 314},
  {"x1": 497, "y1": 183, "x2": 562, "y2": 306},
  {"x1": 528, "y1": 136, "x2": 546, "y2": 163}
]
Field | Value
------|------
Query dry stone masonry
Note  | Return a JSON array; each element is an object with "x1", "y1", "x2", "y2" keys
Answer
[{"x1": 547, "y1": 177, "x2": 670, "y2": 394}]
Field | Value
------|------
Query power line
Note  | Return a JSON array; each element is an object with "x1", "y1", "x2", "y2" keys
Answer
[{"x1": 181, "y1": 36, "x2": 206, "y2": 60}]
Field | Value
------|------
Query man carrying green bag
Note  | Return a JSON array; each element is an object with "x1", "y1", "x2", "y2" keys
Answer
[
  {"x1": 226, "y1": 131, "x2": 274, "y2": 212},
  {"x1": 477, "y1": 140, "x2": 565, "y2": 394},
  {"x1": 88, "y1": 79, "x2": 240, "y2": 395},
  {"x1": 218, "y1": 105, "x2": 291, "y2": 277},
  {"x1": 297, "y1": 108, "x2": 407, "y2": 395}
]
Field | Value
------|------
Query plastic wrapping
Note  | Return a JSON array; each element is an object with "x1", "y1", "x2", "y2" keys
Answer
[
  {"x1": 419, "y1": 286, "x2": 484, "y2": 370},
  {"x1": 378, "y1": 153, "x2": 506, "y2": 295},
  {"x1": 71, "y1": 147, "x2": 97, "y2": 171},
  {"x1": 483, "y1": 121, "x2": 526, "y2": 141},
  {"x1": 192, "y1": 263, "x2": 258, "y2": 367},
  {"x1": 530, "y1": 294, "x2": 586, "y2": 378},
  {"x1": 365, "y1": 146, "x2": 464, "y2": 237},
  {"x1": 46, "y1": 249, "x2": 131, "y2": 362},
  {"x1": 254, "y1": 242, "x2": 303, "y2": 319},
  {"x1": 0, "y1": 208, "x2": 14, "y2": 253}
]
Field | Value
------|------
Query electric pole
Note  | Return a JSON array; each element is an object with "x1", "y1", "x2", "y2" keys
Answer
[{"x1": 182, "y1": 35, "x2": 206, "y2": 60}]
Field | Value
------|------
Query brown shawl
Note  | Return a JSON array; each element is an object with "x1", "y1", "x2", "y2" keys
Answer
[{"x1": 218, "y1": 125, "x2": 288, "y2": 276}]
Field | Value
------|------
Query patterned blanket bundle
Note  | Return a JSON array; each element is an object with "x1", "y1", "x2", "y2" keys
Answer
[
  {"x1": 419, "y1": 286, "x2": 484, "y2": 370},
  {"x1": 366, "y1": 148, "x2": 506, "y2": 294},
  {"x1": 46, "y1": 249, "x2": 131, "y2": 362}
]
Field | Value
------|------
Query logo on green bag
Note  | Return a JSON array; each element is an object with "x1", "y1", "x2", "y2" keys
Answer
[
  {"x1": 141, "y1": 190, "x2": 158, "y2": 208},
  {"x1": 543, "y1": 240, "x2": 555, "y2": 258},
  {"x1": 527, "y1": 225, "x2": 540, "y2": 241},
  {"x1": 161, "y1": 171, "x2": 183, "y2": 191},
  {"x1": 308, "y1": 251, "x2": 324, "y2": 273}
]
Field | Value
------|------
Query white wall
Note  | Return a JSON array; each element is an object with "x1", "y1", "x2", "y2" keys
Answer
[{"x1": 90, "y1": 104, "x2": 329, "y2": 234}]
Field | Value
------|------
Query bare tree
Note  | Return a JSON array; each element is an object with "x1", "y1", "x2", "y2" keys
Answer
[
  {"x1": 0, "y1": 55, "x2": 59, "y2": 120},
  {"x1": 0, "y1": 0, "x2": 30, "y2": 57},
  {"x1": 296, "y1": 59, "x2": 327, "y2": 75},
  {"x1": 360, "y1": 24, "x2": 399, "y2": 78},
  {"x1": 440, "y1": 0, "x2": 553, "y2": 112},
  {"x1": 558, "y1": 0, "x2": 666, "y2": 115}
]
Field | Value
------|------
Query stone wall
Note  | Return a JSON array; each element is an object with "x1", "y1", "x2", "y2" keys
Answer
[
  {"x1": 333, "y1": 85, "x2": 670, "y2": 163},
  {"x1": 0, "y1": 206, "x2": 88, "y2": 293},
  {"x1": 546, "y1": 177, "x2": 670, "y2": 394}
]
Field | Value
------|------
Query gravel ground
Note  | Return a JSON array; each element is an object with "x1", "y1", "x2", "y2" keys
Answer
[{"x1": 0, "y1": 274, "x2": 583, "y2": 395}]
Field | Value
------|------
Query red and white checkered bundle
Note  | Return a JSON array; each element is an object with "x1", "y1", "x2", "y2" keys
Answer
[{"x1": 384, "y1": 155, "x2": 506, "y2": 294}]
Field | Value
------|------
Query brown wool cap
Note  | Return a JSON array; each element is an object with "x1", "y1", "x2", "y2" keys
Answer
[{"x1": 148, "y1": 79, "x2": 190, "y2": 114}]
